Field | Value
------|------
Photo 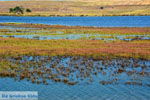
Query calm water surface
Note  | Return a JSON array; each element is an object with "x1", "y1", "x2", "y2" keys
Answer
[
  {"x1": 0, "y1": 78, "x2": 150, "y2": 100},
  {"x1": 0, "y1": 16, "x2": 150, "y2": 27}
]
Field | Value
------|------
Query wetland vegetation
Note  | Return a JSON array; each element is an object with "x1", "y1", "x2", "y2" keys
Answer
[
  {"x1": 0, "y1": 22, "x2": 149, "y2": 99},
  {"x1": 0, "y1": 56, "x2": 150, "y2": 86},
  {"x1": 0, "y1": 23, "x2": 150, "y2": 85}
]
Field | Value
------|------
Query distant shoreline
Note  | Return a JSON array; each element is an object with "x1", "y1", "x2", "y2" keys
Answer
[{"x1": 0, "y1": 13, "x2": 149, "y2": 17}]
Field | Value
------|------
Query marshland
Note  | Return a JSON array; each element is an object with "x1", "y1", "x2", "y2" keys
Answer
[{"x1": 0, "y1": 15, "x2": 150, "y2": 100}]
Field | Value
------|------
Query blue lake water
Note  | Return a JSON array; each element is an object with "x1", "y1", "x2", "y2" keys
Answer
[
  {"x1": 0, "y1": 16, "x2": 150, "y2": 27},
  {"x1": 1, "y1": 78, "x2": 150, "y2": 100}
]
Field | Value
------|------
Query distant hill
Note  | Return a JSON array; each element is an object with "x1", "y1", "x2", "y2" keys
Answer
[
  {"x1": 1, "y1": 0, "x2": 149, "y2": 5},
  {"x1": 35, "y1": 0, "x2": 150, "y2": 5},
  {"x1": 80, "y1": 0, "x2": 149, "y2": 5},
  {"x1": 0, "y1": 0, "x2": 149, "y2": 16}
]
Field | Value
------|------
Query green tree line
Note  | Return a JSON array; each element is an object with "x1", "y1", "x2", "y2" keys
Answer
[{"x1": 9, "y1": 6, "x2": 32, "y2": 14}]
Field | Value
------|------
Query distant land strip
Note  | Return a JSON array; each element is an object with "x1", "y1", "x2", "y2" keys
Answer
[{"x1": 0, "y1": 1, "x2": 150, "y2": 16}]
